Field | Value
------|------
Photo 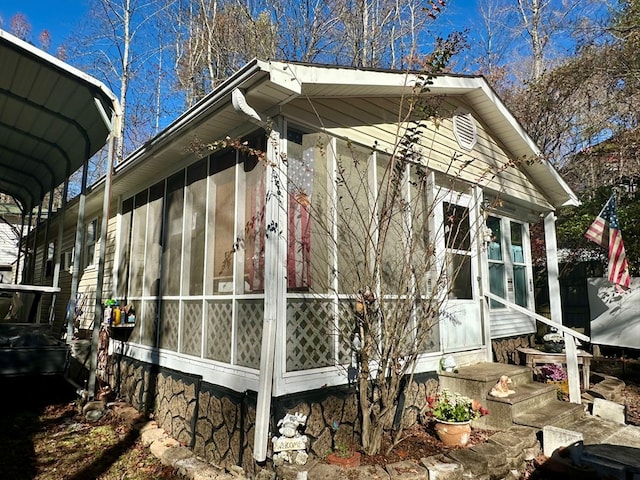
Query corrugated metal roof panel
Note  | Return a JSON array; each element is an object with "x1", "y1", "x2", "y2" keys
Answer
[{"x1": 0, "y1": 28, "x2": 119, "y2": 212}]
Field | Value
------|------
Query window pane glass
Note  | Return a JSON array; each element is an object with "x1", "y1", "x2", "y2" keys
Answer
[
  {"x1": 287, "y1": 131, "x2": 329, "y2": 292},
  {"x1": 145, "y1": 182, "x2": 164, "y2": 297},
  {"x1": 378, "y1": 153, "x2": 407, "y2": 292},
  {"x1": 243, "y1": 134, "x2": 267, "y2": 293},
  {"x1": 514, "y1": 265, "x2": 527, "y2": 307},
  {"x1": 449, "y1": 253, "x2": 472, "y2": 299},
  {"x1": 510, "y1": 221, "x2": 524, "y2": 263},
  {"x1": 336, "y1": 139, "x2": 371, "y2": 294},
  {"x1": 486, "y1": 216, "x2": 502, "y2": 261},
  {"x1": 162, "y1": 171, "x2": 185, "y2": 296},
  {"x1": 130, "y1": 191, "x2": 148, "y2": 296},
  {"x1": 117, "y1": 197, "x2": 133, "y2": 299},
  {"x1": 489, "y1": 263, "x2": 505, "y2": 307},
  {"x1": 184, "y1": 159, "x2": 207, "y2": 295},
  {"x1": 443, "y1": 202, "x2": 470, "y2": 251},
  {"x1": 410, "y1": 166, "x2": 435, "y2": 295},
  {"x1": 85, "y1": 219, "x2": 97, "y2": 268},
  {"x1": 511, "y1": 221, "x2": 527, "y2": 307},
  {"x1": 487, "y1": 216, "x2": 505, "y2": 307},
  {"x1": 208, "y1": 151, "x2": 237, "y2": 295}
]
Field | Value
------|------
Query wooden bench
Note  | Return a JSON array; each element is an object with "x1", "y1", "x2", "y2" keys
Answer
[{"x1": 517, "y1": 347, "x2": 593, "y2": 389}]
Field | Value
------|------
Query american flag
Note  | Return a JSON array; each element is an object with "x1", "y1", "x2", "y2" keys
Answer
[{"x1": 584, "y1": 194, "x2": 631, "y2": 288}]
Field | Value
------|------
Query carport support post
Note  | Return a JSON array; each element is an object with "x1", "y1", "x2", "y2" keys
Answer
[
  {"x1": 544, "y1": 211, "x2": 580, "y2": 403},
  {"x1": 87, "y1": 120, "x2": 118, "y2": 399},
  {"x1": 66, "y1": 162, "x2": 89, "y2": 342},
  {"x1": 49, "y1": 179, "x2": 69, "y2": 327},
  {"x1": 14, "y1": 212, "x2": 26, "y2": 284}
]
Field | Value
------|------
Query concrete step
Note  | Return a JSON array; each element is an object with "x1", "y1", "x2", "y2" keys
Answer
[
  {"x1": 490, "y1": 381, "x2": 559, "y2": 416},
  {"x1": 560, "y1": 415, "x2": 632, "y2": 445},
  {"x1": 478, "y1": 381, "x2": 561, "y2": 429},
  {"x1": 513, "y1": 400, "x2": 585, "y2": 429},
  {"x1": 439, "y1": 362, "x2": 533, "y2": 403},
  {"x1": 537, "y1": 416, "x2": 640, "y2": 479}
]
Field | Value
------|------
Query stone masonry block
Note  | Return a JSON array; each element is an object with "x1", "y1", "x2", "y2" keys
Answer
[
  {"x1": 447, "y1": 448, "x2": 488, "y2": 477},
  {"x1": 592, "y1": 398, "x2": 626, "y2": 424},
  {"x1": 385, "y1": 460, "x2": 428, "y2": 480},
  {"x1": 543, "y1": 425, "x2": 583, "y2": 457},
  {"x1": 421, "y1": 454, "x2": 463, "y2": 480}
]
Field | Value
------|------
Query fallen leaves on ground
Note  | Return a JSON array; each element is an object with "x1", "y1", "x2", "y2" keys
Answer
[{"x1": 0, "y1": 376, "x2": 179, "y2": 480}]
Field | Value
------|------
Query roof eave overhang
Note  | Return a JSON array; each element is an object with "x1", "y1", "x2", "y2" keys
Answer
[{"x1": 108, "y1": 60, "x2": 577, "y2": 211}]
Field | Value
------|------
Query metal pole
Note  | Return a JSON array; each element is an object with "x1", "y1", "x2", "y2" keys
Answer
[
  {"x1": 15, "y1": 212, "x2": 26, "y2": 284},
  {"x1": 87, "y1": 119, "x2": 118, "y2": 399},
  {"x1": 49, "y1": 179, "x2": 69, "y2": 330},
  {"x1": 65, "y1": 162, "x2": 89, "y2": 342}
]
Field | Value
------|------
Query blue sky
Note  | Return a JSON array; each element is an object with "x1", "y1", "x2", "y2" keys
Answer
[
  {"x1": 0, "y1": 1, "x2": 89, "y2": 49},
  {"x1": 0, "y1": 0, "x2": 477, "y2": 51}
]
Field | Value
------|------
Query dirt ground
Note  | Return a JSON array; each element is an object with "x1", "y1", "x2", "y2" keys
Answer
[
  {"x1": 0, "y1": 376, "x2": 178, "y2": 480},
  {"x1": 0, "y1": 357, "x2": 638, "y2": 480}
]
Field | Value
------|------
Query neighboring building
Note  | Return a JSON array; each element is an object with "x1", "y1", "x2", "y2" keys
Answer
[
  {"x1": 0, "y1": 198, "x2": 23, "y2": 283},
  {"x1": 28, "y1": 60, "x2": 579, "y2": 473}
]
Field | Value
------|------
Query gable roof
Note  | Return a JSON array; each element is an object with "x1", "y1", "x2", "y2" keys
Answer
[
  {"x1": 0, "y1": 28, "x2": 119, "y2": 212},
  {"x1": 110, "y1": 59, "x2": 577, "y2": 211}
]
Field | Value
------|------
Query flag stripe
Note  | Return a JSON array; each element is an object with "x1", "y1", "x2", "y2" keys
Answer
[{"x1": 585, "y1": 195, "x2": 630, "y2": 289}]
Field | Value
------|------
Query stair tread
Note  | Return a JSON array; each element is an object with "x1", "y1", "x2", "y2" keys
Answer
[
  {"x1": 486, "y1": 381, "x2": 557, "y2": 405},
  {"x1": 513, "y1": 401, "x2": 585, "y2": 428},
  {"x1": 561, "y1": 415, "x2": 630, "y2": 445},
  {"x1": 439, "y1": 362, "x2": 533, "y2": 383}
]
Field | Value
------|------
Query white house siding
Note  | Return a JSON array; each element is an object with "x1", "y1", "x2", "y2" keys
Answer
[
  {"x1": 281, "y1": 97, "x2": 553, "y2": 211},
  {"x1": 283, "y1": 98, "x2": 546, "y2": 340},
  {"x1": 490, "y1": 311, "x2": 536, "y2": 339},
  {"x1": 0, "y1": 222, "x2": 17, "y2": 272}
]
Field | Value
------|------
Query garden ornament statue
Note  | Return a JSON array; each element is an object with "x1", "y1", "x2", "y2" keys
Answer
[
  {"x1": 271, "y1": 412, "x2": 309, "y2": 466},
  {"x1": 489, "y1": 375, "x2": 516, "y2": 398}
]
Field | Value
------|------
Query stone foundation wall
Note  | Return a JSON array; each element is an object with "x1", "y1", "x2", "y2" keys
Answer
[
  {"x1": 106, "y1": 356, "x2": 438, "y2": 472},
  {"x1": 492, "y1": 334, "x2": 535, "y2": 364},
  {"x1": 273, "y1": 374, "x2": 439, "y2": 459}
]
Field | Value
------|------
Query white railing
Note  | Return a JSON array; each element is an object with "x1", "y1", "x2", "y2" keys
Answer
[{"x1": 485, "y1": 291, "x2": 590, "y2": 403}]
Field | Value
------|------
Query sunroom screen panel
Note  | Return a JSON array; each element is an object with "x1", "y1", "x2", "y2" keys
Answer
[
  {"x1": 236, "y1": 299, "x2": 263, "y2": 368},
  {"x1": 205, "y1": 300, "x2": 232, "y2": 362},
  {"x1": 286, "y1": 298, "x2": 334, "y2": 371}
]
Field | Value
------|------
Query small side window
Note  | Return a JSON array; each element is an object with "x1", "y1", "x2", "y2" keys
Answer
[{"x1": 84, "y1": 219, "x2": 99, "y2": 268}]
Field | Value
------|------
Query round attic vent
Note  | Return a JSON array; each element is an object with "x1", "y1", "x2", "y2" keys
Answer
[{"x1": 453, "y1": 109, "x2": 477, "y2": 151}]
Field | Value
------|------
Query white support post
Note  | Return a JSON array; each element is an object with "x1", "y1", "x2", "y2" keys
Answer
[
  {"x1": 254, "y1": 128, "x2": 284, "y2": 462},
  {"x1": 544, "y1": 212, "x2": 580, "y2": 403},
  {"x1": 474, "y1": 187, "x2": 493, "y2": 362}
]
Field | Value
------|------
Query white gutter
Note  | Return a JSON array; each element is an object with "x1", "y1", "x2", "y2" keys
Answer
[
  {"x1": 114, "y1": 60, "x2": 264, "y2": 176},
  {"x1": 229, "y1": 88, "x2": 278, "y2": 463}
]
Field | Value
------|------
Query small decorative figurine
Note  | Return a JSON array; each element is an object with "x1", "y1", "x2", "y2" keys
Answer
[
  {"x1": 271, "y1": 412, "x2": 309, "y2": 466},
  {"x1": 489, "y1": 375, "x2": 516, "y2": 398}
]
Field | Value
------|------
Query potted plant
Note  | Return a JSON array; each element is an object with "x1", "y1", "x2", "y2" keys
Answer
[
  {"x1": 326, "y1": 441, "x2": 361, "y2": 468},
  {"x1": 537, "y1": 363, "x2": 569, "y2": 400},
  {"x1": 423, "y1": 389, "x2": 488, "y2": 447}
]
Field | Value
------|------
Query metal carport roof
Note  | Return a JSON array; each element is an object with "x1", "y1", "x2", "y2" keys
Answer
[{"x1": 0, "y1": 28, "x2": 120, "y2": 212}]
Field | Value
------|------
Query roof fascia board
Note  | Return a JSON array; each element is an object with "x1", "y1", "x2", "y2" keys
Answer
[
  {"x1": 263, "y1": 62, "x2": 578, "y2": 208},
  {"x1": 475, "y1": 81, "x2": 580, "y2": 208},
  {"x1": 116, "y1": 59, "x2": 267, "y2": 174},
  {"x1": 264, "y1": 60, "x2": 484, "y2": 92}
]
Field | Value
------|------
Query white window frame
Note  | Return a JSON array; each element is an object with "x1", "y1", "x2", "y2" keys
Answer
[{"x1": 486, "y1": 215, "x2": 533, "y2": 310}]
